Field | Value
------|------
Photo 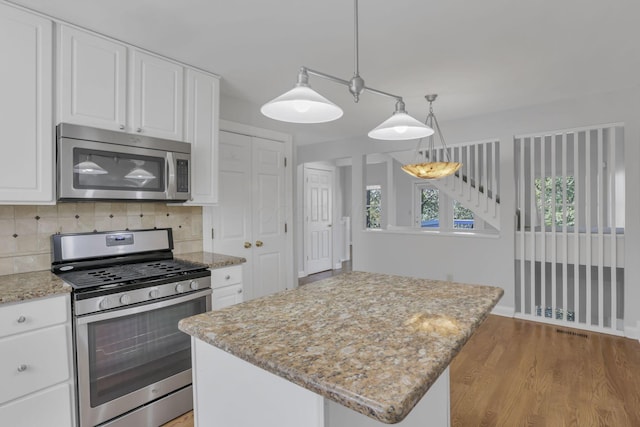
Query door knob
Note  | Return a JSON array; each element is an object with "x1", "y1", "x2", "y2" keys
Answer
[
  {"x1": 244, "y1": 242, "x2": 252, "y2": 248},
  {"x1": 327, "y1": 224, "x2": 332, "y2": 227},
  {"x1": 255, "y1": 240, "x2": 264, "y2": 247}
]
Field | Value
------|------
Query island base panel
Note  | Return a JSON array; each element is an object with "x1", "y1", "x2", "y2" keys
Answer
[
  {"x1": 192, "y1": 338, "x2": 450, "y2": 426},
  {"x1": 326, "y1": 368, "x2": 449, "y2": 426},
  {"x1": 192, "y1": 338, "x2": 324, "y2": 427}
]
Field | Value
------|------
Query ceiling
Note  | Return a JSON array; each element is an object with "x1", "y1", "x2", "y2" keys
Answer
[{"x1": 8, "y1": 0, "x2": 640, "y2": 145}]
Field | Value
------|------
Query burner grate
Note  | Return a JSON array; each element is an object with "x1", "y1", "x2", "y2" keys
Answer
[{"x1": 57, "y1": 259, "x2": 207, "y2": 289}]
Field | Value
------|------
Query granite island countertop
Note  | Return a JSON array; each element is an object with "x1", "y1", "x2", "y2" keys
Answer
[
  {"x1": 0, "y1": 270, "x2": 71, "y2": 305},
  {"x1": 175, "y1": 252, "x2": 246, "y2": 269},
  {"x1": 179, "y1": 271, "x2": 503, "y2": 424}
]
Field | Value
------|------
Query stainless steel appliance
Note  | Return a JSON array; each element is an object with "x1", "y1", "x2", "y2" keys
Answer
[
  {"x1": 52, "y1": 228, "x2": 211, "y2": 427},
  {"x1": 57, "y1": 123, "x2": 191, "y2": 202}
]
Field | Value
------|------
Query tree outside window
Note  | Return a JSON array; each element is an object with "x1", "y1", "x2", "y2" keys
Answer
[
  {"x1": 421, "y1": 187, "x2": 439, "y2": 227},
  {"x1": 366, "y1": 185, "x2": 381, "y2": 229},
  {"x1": 534, "y1": 176, "x2": 575, "y2": 227},
  {"x1": 453, "y1": 201, "x2": 474, "y2": 229}
]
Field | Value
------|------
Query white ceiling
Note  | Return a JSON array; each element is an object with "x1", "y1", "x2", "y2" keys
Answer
[{"x1": 8, "y1": 0, "x2": 640, "y2": 145}]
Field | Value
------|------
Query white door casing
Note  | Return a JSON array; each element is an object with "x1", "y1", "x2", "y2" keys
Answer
[{"x1": 304, "y1": 166, "x2": 333, "y2": 275}]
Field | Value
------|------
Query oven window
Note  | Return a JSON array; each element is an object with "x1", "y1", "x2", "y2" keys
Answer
[
  {"x1": 87, "y1": 297, "x2": 206, "y2": 406},
  {"x1": 73, "y1": 147, "x2": 165, "y2": 192}
]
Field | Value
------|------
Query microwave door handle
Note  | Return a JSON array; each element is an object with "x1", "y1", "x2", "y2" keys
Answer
[{"x1": 166, "y1": 153, "x2": 176, "y2": 199}]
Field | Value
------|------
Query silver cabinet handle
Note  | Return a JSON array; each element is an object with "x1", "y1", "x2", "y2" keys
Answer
[
  {"x1": 17, "y1": 316, "x2": 26, "y2": 323},
  {"x1": 225, "y1": 275, "x2": 231, "y2": 280},
  {"x1": 237, "y1": 289, "x2": 242, "y2": 294},
  {"x1": 119, "y1": 124, "x2": 125, "y2": 130},
  {"x1": 17, "y1": 364, "x2": 27, "y2": 372},
  {"x1": 136, "y1": 127, "x2": 142, "y2": 133}
]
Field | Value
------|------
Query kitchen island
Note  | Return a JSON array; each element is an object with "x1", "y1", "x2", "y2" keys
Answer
[{"x1": 178, "y1": 271, "x2": 503, "y2": 426}]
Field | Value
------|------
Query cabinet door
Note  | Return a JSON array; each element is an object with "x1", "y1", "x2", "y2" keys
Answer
[
  {"x1": 0, "y1": 4, "x2": 53, "y2": 203},
  {"x1": 131, "y1": 50, "x2": 184, "y2": 140},
  {"x1": 57, "y1": 25, "x2": 127, "y2": 131},
  {"x1": 212, "y1": 284, "x2": 243, "y2": 310},
  {"x1": 185, "y1": 68, "x2": 219, "y2": 204},
  {"x1": 0, "y1": 383, "x2": 74, "y2": 427}
]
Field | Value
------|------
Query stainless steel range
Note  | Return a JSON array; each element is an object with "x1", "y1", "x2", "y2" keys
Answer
[{"x1": 51, "y1": 228, "x2": 211, "y2": 427}]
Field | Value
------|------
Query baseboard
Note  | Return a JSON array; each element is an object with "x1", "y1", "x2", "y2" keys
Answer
[
  {"x1": 491, "y1": 304, "x2": 515, "y2": 318},
  {"x1": 625, "y1": 321, "x2": 640, "y2": 342}
]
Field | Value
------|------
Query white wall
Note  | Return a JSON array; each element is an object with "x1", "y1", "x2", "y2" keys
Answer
[{"x1": 297, "y1": 85, "x2": 640, "y2": 338}]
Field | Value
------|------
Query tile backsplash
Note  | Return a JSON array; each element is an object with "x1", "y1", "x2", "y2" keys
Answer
[{"x1": 0, "y1": 203, "x2": 203, "y2": 276}]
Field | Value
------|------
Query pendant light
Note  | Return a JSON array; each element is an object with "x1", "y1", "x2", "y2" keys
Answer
[
  {"x1": 260, "y1": 0, "x2": 433, "y2": 140},
  {"x1": 401, "y1": 95, "x2": 462, "y2": 179}
]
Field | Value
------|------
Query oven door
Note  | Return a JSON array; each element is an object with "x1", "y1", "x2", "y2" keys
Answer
[
  {"x1": 57, "y1": 137, "x2": 190, "y2": 201},
  {"x1": 75, "y1": 289, "x2": 211, "y2": 427}
]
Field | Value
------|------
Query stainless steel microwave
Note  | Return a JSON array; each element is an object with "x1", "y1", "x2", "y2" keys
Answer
[{"x1": 57, "y1": 123, "x2": 191, "y2": 202}]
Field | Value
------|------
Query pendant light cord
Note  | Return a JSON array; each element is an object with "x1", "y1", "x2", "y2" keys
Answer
[{"x1": 354, "y1": 0, "x2": 359, "y2": 77}]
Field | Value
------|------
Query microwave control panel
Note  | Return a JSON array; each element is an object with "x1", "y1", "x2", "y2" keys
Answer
[{"x1": 176, "y1": 159, "x2": 189, "y2": 193}]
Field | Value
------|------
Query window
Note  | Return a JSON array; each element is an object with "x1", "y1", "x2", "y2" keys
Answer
[
  {"x1": 420, "y1": 186, "x2": 439, "y2": 227},
  {"x1": 534, "y1": 176, "x2": 575, "y2": 227},
  {"x1": 365, "y1": 185, "x2": 381, "y2": 229},
  {"x1": 453, "y1": 200, "x2": 474, "y2": 229},
  {"x1": 415, "y1": 183, "x2": 483, "y2": 231}
]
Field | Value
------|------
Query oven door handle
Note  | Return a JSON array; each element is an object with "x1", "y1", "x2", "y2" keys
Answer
[{"x1": 76, "y1": 288, "x2": 212, "y2": 324}]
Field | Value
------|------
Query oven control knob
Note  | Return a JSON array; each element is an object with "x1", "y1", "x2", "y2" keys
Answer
[
  {"x1": 189, "y1": 280, "x2": 199, "y2": 290},
  {"x1": 99, "y1": 297, "x2": 116, "y2": 310},
  {"x1": 175, "y1": 283, "x2": 185, "y2": 293},
  {"x1": 119, "y1": 294, "x2": 131, "y2": 305},
  {"x1": 149, "y1": 289, "x2": 160, "y2": 299}
]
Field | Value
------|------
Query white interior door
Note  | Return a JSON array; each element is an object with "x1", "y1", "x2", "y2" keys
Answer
[
  {"x1": 251, "y1": 138, "x2": 287, "y2": 298},
  {"x1": 212, "y1": 130, "x2": 288, "y2": 300},
  {"x1": 212, "y1": 131, "x2": 252, "y2": 282},
  {"x1": 304, "y1": 166, "x2": 333, "y2": 275}
]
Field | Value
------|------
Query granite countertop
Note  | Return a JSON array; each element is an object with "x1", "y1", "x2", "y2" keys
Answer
[
  {"x1": 179, "y1": 271, "x2": 503, "y2": 424},
  {"x1": 0, "y1": 270, "x2": 71, "y2": 305},
  {"x1": 175, "y1": 252, "x2": 246, "y2": 269}
]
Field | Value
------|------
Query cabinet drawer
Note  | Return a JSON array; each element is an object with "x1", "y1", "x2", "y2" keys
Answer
[
  {"x1": 0, "y1": 383, "x2": 74, "y2": 427},
  {"x1": 0, "y1": 294, "x2": 69, "y2": 338},
  {"x1": 211, "y1": 265, "x2": 242, "y2": 289},
  {"x1": 212, "y1": 284, "x2": 243, "y2": 310},
  {"x1": 0, "y1": 324, "x2": 71, "y2": 404}
]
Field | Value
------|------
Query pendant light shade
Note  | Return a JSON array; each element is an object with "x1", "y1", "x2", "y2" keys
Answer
[
  {"x1": 368, "y1": 102, "x2": 434, "y2": 141},
  {"x1": 260, "y1": 84, "x2": 343, "y2": 124},
  {"x1": 401, "y1": 162, "x2": 462, "y2": 179}
]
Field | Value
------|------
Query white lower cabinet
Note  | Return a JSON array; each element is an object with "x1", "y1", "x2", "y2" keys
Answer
[
  {"x1": 0, "y1": 383, "x2": 74, "y2": 427},
  {"x1": 211, "y1": 265, "x2": 243, "y2": 309},
  {"x1": 0, "y1": 294, "x2": 75, "y2": 426}
]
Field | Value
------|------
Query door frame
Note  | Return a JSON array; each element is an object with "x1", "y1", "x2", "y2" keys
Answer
[{"x1": 203, "y1": 119, "x2": 294, "y2": 292}]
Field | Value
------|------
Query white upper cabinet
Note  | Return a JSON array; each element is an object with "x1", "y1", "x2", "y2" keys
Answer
[
  {"x1": 131, "y1": 50, "x2": 184, "y2": 140},
  {"x1": 57, "y1": 25, "x2": 185, "y2": 141},
  {"x1": 57, "y1": 25, "x2": 127, "y2": 131},
  {"x1": 185, "y1": 68, "x2": 220, "y2": 204},
  {"x1": 0, "y1": 3, "x2": 53, "y2": 204}
]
